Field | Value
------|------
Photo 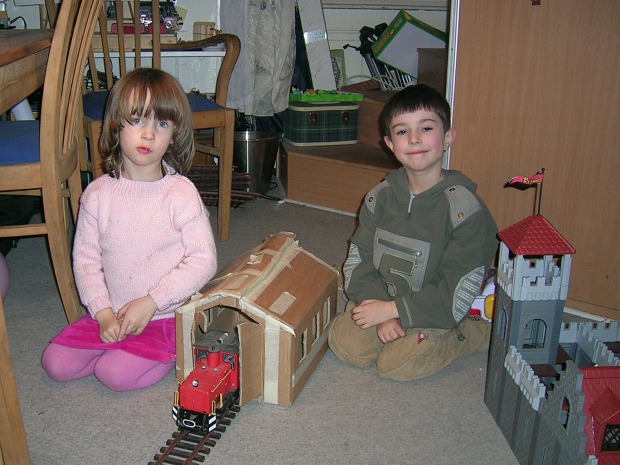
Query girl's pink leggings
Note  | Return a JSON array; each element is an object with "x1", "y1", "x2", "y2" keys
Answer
[{"x1": 41, "y1": 343, "x2": 174, "y2": 391}]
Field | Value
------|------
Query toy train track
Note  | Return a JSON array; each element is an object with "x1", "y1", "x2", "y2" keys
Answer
[{"x1": 149, "y1": 391, "x2": 240, "y2": 465}]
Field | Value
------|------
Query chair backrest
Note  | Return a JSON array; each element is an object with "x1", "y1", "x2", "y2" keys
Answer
[
  {"x1": 87, "y1": 0, "x2": 240, "y2": 107},
  {"x1": 42, "y1": 0, "x2": 103, "y2": 187}
]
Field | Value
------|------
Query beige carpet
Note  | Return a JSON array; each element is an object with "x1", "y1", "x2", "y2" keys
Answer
[{"x1": 3, "y1": 190, "x2": 519, "y2": 465}]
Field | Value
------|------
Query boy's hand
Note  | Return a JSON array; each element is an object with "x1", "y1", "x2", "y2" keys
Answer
[
  {"x1": 377, "y1": 319, "x2": 406, "y2": 343},
  {"x1": 117, "y1": 295, "x2": 158, "y2": 341},
  {"x1": 95, "y1": 307, "x2": 121, "y2": 343},
  {"x1": 351, "y1": 299, "x2": 399, "y2": 329}
]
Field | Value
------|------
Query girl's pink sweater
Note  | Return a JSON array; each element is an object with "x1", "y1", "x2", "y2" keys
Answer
[{"x1": 72, "y1": 171, "x2": 217, "y2": 320}]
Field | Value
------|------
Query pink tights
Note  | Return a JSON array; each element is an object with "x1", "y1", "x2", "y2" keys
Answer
[{"x1": 41, "y1": 343, "x2": 174, "y2": 392}]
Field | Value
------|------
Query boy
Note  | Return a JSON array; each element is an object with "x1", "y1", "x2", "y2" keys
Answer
[{"x1": 328, "y1": 84, "x2": 498, "y2": 381}]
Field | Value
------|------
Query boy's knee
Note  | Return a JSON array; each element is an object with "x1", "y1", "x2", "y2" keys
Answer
[
  {"x1": 459, "y1": 318, "x2": 492, "y2": 353},
  {"x1": 376, "y1": 330, "x2": 451, "y2": 381},
  {"x1": 376, "y1": 320, "x2": 490, "y2": 381},
  {"x1": 328, "y1": 311, "x2": 381, "y2": 368}
]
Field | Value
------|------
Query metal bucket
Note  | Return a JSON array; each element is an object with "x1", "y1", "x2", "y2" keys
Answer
[{"x1": 233, "y1": 131, "x2": 282, "y2": 194}]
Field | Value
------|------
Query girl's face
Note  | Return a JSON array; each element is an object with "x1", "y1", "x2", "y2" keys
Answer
[
  {"x1": 384, "y1": 109, "x2": 454, "y2": 180},
  {"x1": 119, "y1": 92, "x2": 175, "y2": 181}
]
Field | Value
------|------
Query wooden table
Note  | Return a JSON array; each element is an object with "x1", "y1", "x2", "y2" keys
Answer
[
  {"x1": 0, "y1": 28, "x2": 52, "y2": 465},
  {"x1": 0, "y1": 29, "x2": 52, "y2": 113}
]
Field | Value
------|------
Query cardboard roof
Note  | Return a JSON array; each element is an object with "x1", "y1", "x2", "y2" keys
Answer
[
  {"x1": 193, "y1": 232, "x2": 337, "y2": 336},
  {"x1": 498, "y1": 215, "x2": 576, "y2": 256}
]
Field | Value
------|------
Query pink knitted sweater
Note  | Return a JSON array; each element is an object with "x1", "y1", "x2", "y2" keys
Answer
[{"x1": 72, "y1": 169, "x2": 217, "y2": 320}]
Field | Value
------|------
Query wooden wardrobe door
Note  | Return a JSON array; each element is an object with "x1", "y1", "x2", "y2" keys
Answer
[{"x1": 450, "y1": 0, "x2": 620, "y2": 319}]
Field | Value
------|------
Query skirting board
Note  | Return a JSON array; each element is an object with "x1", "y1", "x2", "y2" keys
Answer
[{"x1": 281, "y1": 198, "x2": 356, "y2": 217}]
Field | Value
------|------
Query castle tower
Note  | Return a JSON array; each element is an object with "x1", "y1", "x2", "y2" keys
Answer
[
  {"x1": 494, "y1": 214, "x2": 576, "y2": 365},
  {"x1": 484, "y1": 214, "x2": 576, "y2": 435}
]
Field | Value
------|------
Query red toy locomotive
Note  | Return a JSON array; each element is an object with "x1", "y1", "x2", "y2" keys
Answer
[{"x1": 172, "y1": 330, "x2": 240, "y2": 432}]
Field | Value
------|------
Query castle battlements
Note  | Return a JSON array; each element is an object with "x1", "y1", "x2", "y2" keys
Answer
[
  {"x1": 559, "y1": 320, "x2": 620, "y2": 344},
  {"x1": 559, "y1": 321, "x2": 620, "y2": 367},
  {"x1": 504, "y1": 345, "x2": 546, "y2": 411}
]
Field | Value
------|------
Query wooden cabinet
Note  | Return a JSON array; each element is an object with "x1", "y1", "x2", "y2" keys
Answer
[
  {"x1": 280, "y1": 141, "x2": 399, "y2": 214},
  {"x1": 450, "y1": 0, "x2": 620, "y2": 319},
  {"x1": 417, "y1": 47, "x2": 447, "y2": 94},
  {"x1": 279, "y1": 90, "x2": 400, "y2": 214}
]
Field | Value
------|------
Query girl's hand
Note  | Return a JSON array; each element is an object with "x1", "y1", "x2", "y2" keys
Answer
[
  {"x1": 95, "y1": 308, "x2": 121, "y2": 343},
  {"x1": 117, "y1": 295, "x2": 158, "y2": 341},
  {"x1": 377, "y1": 318, "x2": 406, "y2": 343}
]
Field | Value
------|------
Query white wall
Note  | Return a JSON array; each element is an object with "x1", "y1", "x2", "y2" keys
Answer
[
  {"x1": 171, "y1": 0, "x2": 218, "y2": 41},
  {"x1": 8, "y1": 0, "x2": 219, "y2": 33},
  {"x1": 7, "y1": 0, "x2": 43, "y2": 28},
  {"x1": 6, "y1": 1, "x2": 448, "y2": 91},
  {"x1": 7, "y1": 1, "x2": 222, "y2": 94}
]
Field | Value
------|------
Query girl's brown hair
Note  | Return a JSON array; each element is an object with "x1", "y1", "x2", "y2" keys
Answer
[{"x1": 99, "y1": 68, "x2": 195, "y2": 177}]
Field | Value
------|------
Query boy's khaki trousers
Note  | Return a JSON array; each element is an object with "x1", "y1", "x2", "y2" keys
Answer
[{"x1": 328, "y1": 301, "x2": 491, "y2": 381}]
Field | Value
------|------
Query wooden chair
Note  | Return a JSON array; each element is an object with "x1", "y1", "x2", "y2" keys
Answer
[
  {"x1": 0, "y1": 296, "x2": 31, "y2": 465},
  {"x1": 82, "y1": 0, "x2": 240, "y2": 241},
  {"x1": 0, "y1": 0, "x2": 103, "y2": 325}
]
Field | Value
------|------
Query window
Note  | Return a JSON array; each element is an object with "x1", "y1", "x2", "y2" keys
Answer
[
  {"x1": 299, "y1": 329, "x2": 308, "y2": 362},
  {"x1": 313, "y1": 313, "x2": 320, "y2": 345},
  {"x1": 522, "y1": 318, "x2": 546, "y2": 349},
  {"x1": 322, "y1": 298, "x2": 331, "y2": 330},
  {"x1": 559, "y1": 397, "x2": 570, "y2": 429},
  {"x1": 602, "y1": 424, "x2": 620, "y2": 451}
]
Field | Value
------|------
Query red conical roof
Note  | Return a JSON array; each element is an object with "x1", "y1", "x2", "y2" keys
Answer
[{"x1": 498, "y1": 215, "x2": 576, "y2": 255}]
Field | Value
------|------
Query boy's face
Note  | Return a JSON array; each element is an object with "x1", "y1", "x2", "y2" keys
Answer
[{"x1": 384, "y1": 109, "x2": 454, "y2": 179}]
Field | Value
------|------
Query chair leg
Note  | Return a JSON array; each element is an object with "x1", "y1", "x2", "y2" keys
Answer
[
  {"x1": 217, "y1": 111, "x2": 234, "y2": 242},
  {"x1": 42, "y1": 183, "x2": 84, "y2": 324},
  {"x1": 0, "y1": 299, "x2": 32, "y2": 465}
]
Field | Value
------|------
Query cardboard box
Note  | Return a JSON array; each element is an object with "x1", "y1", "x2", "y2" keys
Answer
[
  {"x1": 357, "y1": 90, "x2": 396, "y2": 149},
  {"x1": 283, "y1": 102, "x2": 359, "y2": 147},
  {"x1": 417, "y1": 48, "x2": 448, "y2": 95},
  {"x1": 193, "y1": 21, "x2": 218, "y2": 40},
  {"x1": 371, "y1": 10, "x2": 447, "y2": 77},
  {"x1": 176, "y1": 232, "x2": 338, "y2": 407},
  {"x1": 279, "y1": 141, "x2": 400, "y2": 214}
]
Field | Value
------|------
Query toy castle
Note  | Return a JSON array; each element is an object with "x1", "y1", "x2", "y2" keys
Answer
[{"x1": 484, "y1": 214, "x2": 620, "y2": 465}]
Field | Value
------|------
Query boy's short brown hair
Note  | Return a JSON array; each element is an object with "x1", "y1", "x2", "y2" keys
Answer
[{"x1": 381, "y1": 84, "x2": 452, "y2": 138}]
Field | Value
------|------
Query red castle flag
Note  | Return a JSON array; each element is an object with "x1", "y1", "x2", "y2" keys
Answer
[{"x1": 509, "y1": 172, "x2": 544, "y2": 186}]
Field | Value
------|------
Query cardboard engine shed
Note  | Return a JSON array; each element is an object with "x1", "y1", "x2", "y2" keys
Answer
[{"x1": 176, "y1": 232, "x2": 339, "y2": 407}]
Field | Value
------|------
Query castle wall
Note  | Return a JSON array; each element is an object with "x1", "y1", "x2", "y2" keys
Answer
[
  {"x1": 531, "y1": 361, "x2": 591, "y2": 465},
  {"x1": 488, "y1": 341, "x2": 602, "y2": 465},
  {"x1": 510, "y1": 388, "x2": 540, "y2": 465},
  {"x1": 484, "y1": 315, "x2": 506, "y2": 418}
]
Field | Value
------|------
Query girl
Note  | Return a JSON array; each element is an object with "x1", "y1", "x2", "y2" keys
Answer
[{"x1": 42, "y1": 68, "x2": 218, "y2": 391}]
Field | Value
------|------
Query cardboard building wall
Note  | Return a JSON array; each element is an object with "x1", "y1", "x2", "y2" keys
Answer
[{"x1": 175, "y1": 232, "x2": 338, "y2": 407}]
